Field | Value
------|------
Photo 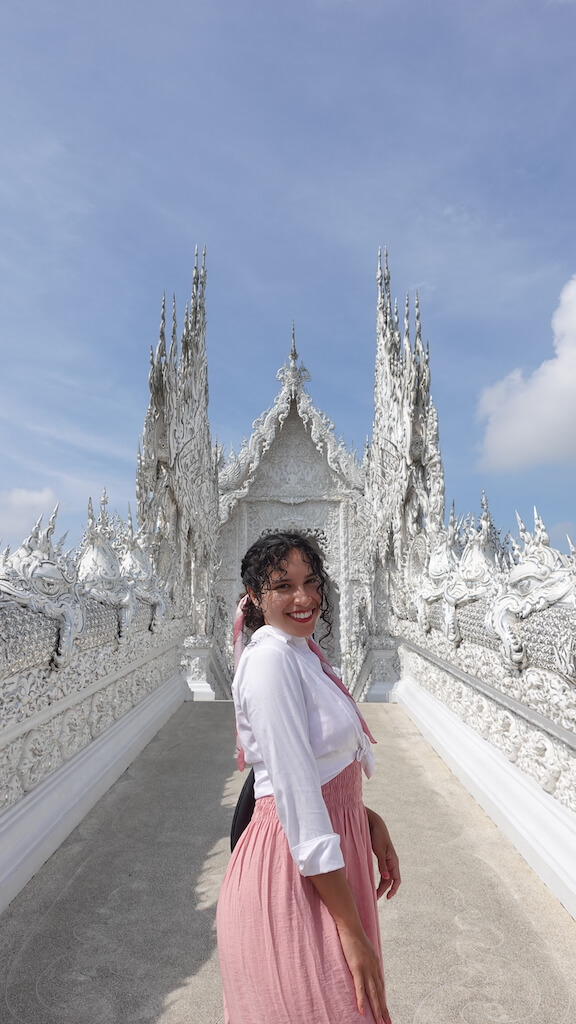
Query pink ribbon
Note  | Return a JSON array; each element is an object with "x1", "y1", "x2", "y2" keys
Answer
[
  {"x1": 233, "y1": 595, "x2": 250, "y2": 769},
  {"x1": 306, "y1": 636, "x2": 377, "y2": 744}
]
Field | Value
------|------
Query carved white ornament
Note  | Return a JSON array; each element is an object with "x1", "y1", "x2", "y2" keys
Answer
[{"x1": 401, "y1": 646, "x2": 576, "y2": 813}]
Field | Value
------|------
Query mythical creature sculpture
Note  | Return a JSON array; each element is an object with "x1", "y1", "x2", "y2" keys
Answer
[
  {"x1": 442, "y1": 496, "x2": 501, "y2": 645},
  {"x1": 77, "y1": 494, "x2": 136, "y2": 638},
  {"x1": 0, "y1": 507, "x2": 85, "y2": 668},
  {"x1": 485, "y1": 510, "x2": 576, "y2": 671},
  {"x1": 117, "y1": 508, "x2": 165, "y2": 630}
]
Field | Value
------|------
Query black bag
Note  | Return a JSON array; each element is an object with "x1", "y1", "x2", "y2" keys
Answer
[{"x1": 230, "y1": 767, "x2": 256, "y2": 852}]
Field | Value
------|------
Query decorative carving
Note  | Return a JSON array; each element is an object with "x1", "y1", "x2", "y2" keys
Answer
[
  {"x1": 485, "y1": 511, "x2": 576, "y2": 671},
  {"x1": 367, "y1": 251, "x2": 445, "y2": 571},
  {"x1": 77, "y1": 494, "x2": 135, "y2": 639},
  {"x1": 137, "y1": 248, "x2": 218, "y2": 629},
  {"x1": 0, "y1": 509, "x2": 86, "y2": 669},
  {"x1": 0, "y1": 643, "x2": 183, "y2": 809},
  {"x1": 214, "y1": 334, "x2": 368, "y2": 687},
  {"x1": 19, "y1": 719, "x2": 63, "y2": 792},
  {"x1": 401, "y1": 647, "x2": 576, "y2": 813},
  {"x1": 219, "y1": 333, "x2": 364, "y2": 521}
]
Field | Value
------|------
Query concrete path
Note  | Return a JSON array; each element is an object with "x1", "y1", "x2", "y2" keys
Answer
[{"x1": 1, "y1": 702, "x2": 575, "y2": 1024}]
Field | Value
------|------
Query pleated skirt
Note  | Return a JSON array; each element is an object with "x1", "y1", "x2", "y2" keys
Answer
[{"x1": 216, "y1": 761, "x2": 383, "y2": 1024}]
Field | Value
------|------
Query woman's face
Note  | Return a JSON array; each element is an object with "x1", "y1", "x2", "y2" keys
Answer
[{"x1": 249, "y1": 547, "x2": 322, "y2": 638}]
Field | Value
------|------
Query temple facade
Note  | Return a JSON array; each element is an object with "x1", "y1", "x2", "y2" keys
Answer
[{"x1": 1, "y1": 249, "x2": 575, "y2": 919}]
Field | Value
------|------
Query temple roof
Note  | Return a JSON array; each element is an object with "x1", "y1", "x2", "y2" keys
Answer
[{"x1": 218, "y1": 330, "x2": 364, "y2": 520}]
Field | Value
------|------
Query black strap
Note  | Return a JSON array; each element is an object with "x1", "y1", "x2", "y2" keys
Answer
[{"x1": 230, "y1": 767, "x2": 256, "y2": 852}]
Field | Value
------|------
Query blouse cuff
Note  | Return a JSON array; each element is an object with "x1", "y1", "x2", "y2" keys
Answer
[{"x1": 292, "y1": 833, "x2": 345, "y2": 876}]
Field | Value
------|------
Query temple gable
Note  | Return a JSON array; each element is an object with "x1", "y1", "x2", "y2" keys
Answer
[
  {"x1": 215, "y1": 341, "x2": 365, "y2": 675},
  {"x1": 247, "y1": 403, "x2": 344, "y2": 499}
]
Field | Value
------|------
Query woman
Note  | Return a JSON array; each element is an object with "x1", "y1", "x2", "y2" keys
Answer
[{"x1": 217, "y1": 532, "x2": 400, "y2": 1024}]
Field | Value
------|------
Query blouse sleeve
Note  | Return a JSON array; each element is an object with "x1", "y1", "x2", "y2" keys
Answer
[{"x1": 235, "y1": 638, "x2": 345, "y2": 876}]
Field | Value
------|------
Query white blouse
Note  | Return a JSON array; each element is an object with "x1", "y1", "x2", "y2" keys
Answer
[{"x1": 233, "y1": 624, "x2": 374, "y2": 876}]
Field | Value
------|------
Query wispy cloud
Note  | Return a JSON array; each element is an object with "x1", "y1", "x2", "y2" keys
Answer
[
  {"x1": 476, "y1": 274, "x2": 576, "y2": 470},
  {"x1": 0, "y1": 487, "x2": 59, "y2": 549}
]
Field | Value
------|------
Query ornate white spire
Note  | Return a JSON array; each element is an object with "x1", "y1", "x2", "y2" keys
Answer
[
  {"x1": 137, "y1": 247, "x2": 218, "y2": 623},
  {"x1": 276, "y1": 323, "x2": 311, "y2": 398},
  {"x1": 368, "y1": 250, "x2": 445, "y2": 563}
]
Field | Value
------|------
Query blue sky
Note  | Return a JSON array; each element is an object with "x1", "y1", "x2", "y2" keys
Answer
[{"x1": 1, "y1": 0, "x2": 575, "y2": 554}]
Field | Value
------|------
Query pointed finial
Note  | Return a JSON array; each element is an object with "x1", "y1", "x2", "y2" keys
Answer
[
  {"x1": 199, "y1": 245, "x2": 207, "y2": 293},
  {"x1": 156, "y1": 294, "x2": 167, "y2": 360},
  {"x1": 415, "y1": 292, "x2": 424, "y2": 356},
  {"x1": 170, "y1": 294, "x2": 178, "y2": 358},
  {"x1": 160, "y1": 293, "x2": 166, "y2": 337},
  {"x1": 191, "y1": 245, "x2": 199, "y2": 305},
  {"x1": 47, "y1": 505, "x2": 59, "y2": 540},
  {"x1": 277, "y1": 324, "x2": 311, "y2": 396}
]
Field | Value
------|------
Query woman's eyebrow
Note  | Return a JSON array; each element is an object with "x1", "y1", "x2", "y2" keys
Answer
[{"x1": 270, "y1": 574, "x2": 318, "y2": 584}]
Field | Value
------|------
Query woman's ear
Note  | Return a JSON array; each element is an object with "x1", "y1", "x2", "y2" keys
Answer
[{"x1": 246, "y1": 587, "x2": 259, "y2": 607}]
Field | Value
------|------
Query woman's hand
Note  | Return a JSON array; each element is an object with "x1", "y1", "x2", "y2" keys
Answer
[
  {"x1": 365, "y1": 807, "x2": 401, "y2": 900},
  {"x1": 336, "y1": 921, "x2": 392, "y2": 1023},
  {"x1": 309, "y1": 867, "x2": 391, "y2": 1022}
]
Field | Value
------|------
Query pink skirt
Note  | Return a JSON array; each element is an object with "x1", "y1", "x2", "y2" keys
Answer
[{"x1": 217, "y1": 761, "x2": 383, "y2": 1024}]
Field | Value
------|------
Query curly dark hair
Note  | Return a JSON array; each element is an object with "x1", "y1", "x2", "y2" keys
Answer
[{"x1": 240, "y1": 531, "x2": 332, "y2": 641}]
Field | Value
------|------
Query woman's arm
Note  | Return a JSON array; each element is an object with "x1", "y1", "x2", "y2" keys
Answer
[
  {"x1": 309, "y1": 867, "x2": 391, "y2": 1024},
  {"x1": 365, "y1": 806, "x2": 401, "y2": 900}
]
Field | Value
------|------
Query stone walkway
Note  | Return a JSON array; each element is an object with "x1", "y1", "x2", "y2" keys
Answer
[{"x1": 1, "y1": 702, "x2": 575, "y2": 1024}]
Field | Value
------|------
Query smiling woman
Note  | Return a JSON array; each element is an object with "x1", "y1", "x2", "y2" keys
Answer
[
  {"x1": 252, "y1": 549, "x2": 322, "y2": 634},
  {"x1": 216, "y1": 531, "x2": 400, "y2": 1024},
  {"x1": 241, "y1": 533, "x2": 328, "y2": 638}
]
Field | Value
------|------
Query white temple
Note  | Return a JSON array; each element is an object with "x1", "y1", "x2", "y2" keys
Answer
[{"x1": 1, "y1": 249, "x2": 575, "y2": 919}]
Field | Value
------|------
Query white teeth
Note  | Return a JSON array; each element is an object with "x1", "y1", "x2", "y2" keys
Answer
[{"x1": 290, "y1": 611, "x2": 313, "y2": 619}]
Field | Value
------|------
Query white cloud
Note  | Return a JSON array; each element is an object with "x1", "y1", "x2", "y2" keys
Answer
[
  {"x1": 476, "y1": 274, "x2": 576, "y2": 470},
  {"x1": 0, "y1": 487, "x2": 59, "y2": 550}
]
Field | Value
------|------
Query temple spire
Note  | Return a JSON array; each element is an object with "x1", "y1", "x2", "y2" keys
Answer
[
  {"x1": 403, "y1": 293, "x2": 410, "y2": 352},
  {"x1": 157, "y1": 294, "x2": 167, "y2": 361},
  {"x1": 376, "y1": 247, "x2": 392, "y2": 324},
  {"x1": 192, "y1": 244, "x2": 199, "y2": 305},
  {"x1": 169, "y1": 295, "x2": 178, "y2": 365},
  {"x1": 276, "y1": 322, "x2": 311, "y2": 397}
]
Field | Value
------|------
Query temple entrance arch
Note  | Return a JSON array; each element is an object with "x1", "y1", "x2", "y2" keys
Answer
[{"x1": 215, "y1": 342, "x2": 366, "y2": 688}]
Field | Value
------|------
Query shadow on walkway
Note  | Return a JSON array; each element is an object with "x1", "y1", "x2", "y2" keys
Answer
[
  {"x1": 1, "y1": 702, "x2": 575, "y2": 1024},
  {"x1": 0, "y1": 702, "x2": 239, "y2": 1024}
]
